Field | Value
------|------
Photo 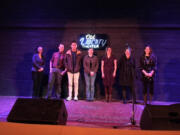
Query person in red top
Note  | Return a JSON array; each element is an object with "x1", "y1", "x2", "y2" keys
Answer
[
  {"x1": 46, "y1": 44, "x2": 67, "y2": 99},
  {"x1": 101, "y1": 47, "x2": 117, "y2": 102}
]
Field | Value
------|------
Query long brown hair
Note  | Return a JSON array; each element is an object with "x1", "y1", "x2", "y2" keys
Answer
[{"x1": 144, "y1": 45, "x2": 153, "y2": 56}]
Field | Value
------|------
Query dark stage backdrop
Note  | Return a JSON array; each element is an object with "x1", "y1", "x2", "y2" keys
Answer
[{"x1": 0, "y1": 0, "x2": 180, "y2": 101}]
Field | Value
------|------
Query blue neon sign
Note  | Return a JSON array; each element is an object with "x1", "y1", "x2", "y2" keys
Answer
[{"x1": 78, "y1": 34, "x2": 108, "y2": 50}]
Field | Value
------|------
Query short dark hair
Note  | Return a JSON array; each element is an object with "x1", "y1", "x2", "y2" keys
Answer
[
  {"x1": 88, "y1": 48, "x2": 94, "y2": 50},
  {"x1": 71, "y1": 40, "x2": 77, "y2": 44},
  {"x1": 105, "y1": 46, "x2": 112, "y2": 56},
  {"x1": 105, "y1": 46, "x2": 112, "y2": 52}
]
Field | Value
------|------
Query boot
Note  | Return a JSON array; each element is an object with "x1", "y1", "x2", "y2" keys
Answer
[
  {"x1": 122, "y1": 89, "x2": 126, "y2": 104},
  {"x1": 105, "y1": 87, "x2": 109, "y2": 102},
  {"x1": 109, "y1": 95, "x2": 112, "y2": 102},
  {"x1": 144, "y1": 94, "x2": 147, "y2": 105},
  {"x1": 105, "y1": 94, "x2": 109, "y2": 102},
  {"x1": 149, "y1": 94, "x2": 153, "y2": 105}
]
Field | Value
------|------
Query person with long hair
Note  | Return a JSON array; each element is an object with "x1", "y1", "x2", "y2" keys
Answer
[
  {"x1": 31, "y1": 46, "x2": 45, "y2": 98},
  {"x1": 119, "y1": 46, "x2": 136, "y2": 104},
  {"x1": 101, "y1": 47, "x2": 117, "y2": 102},
  {"x1": 140, "y1": 45, "x2": 157, "y2": 105}
]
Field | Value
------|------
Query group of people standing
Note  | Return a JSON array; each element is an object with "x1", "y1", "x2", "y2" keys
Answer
[{"x1": 32, "y1": 41, "x2": 157, "y2": 105}]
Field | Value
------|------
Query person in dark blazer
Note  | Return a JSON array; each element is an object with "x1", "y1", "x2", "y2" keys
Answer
[
  {"x1": 31, "y1": 46, "x2": 45, "y2": 98},
  {"x1": 119, "y1": 46, "x2": 136, "y2": 104},
  {"x1": 65, "y1": 41, "x2": 82, "y2": 101},
  {"x1": 83, "y1": 48, "x2": 99, "y2": 101},
  {"x1": 140, "y1": 45, "x2": 157, "y2": 105}
]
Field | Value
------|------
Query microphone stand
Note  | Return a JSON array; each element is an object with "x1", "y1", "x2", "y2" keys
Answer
[
  {"x1": 130, "y1": 81, "x2": 136, "y2": 125},
  {"x1": 130, "y1": 89, "x2": 136, "y2": 125}
]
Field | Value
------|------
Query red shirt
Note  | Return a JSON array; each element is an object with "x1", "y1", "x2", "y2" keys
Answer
[{"x1": 51, "y1": 52, "x2": 65, "y2": 69}]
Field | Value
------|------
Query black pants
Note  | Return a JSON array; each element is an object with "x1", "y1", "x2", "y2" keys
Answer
[
  {"x1": 32, "y1": 71, "x2": 43, "y2": 98},
  {"x1": 121, "y1": 85, "x2": 136, "y2": 103},
  {"x1": 143, "y1": 78, "x2": 154, "y2": 95}
]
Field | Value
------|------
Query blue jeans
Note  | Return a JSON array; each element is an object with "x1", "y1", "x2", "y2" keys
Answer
[
  {"x1": 84, "y1": 72, "x2": 96, "y2": 100},
  {"x1": 47, "y1": 68, "x2": 63, "y2": 98}
]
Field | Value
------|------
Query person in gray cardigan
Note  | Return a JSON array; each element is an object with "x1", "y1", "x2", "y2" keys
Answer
[{"x1": 83, "y1": 48, "x2": 99, "y2": 101}]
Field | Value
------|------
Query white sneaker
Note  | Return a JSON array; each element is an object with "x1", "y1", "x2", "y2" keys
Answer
[
  {"x1": 74, "y1": 97, "x2": 78, "y2": 101},
  {"x1": 66, "y1": 96, "x2": 72, "y2": 101}
]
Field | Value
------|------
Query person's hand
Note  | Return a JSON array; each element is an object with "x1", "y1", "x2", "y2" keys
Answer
[
  {"x1": 66, "y1": 50, "x2": 71, "y2": 55},
  {"x1": 90, "y1": 72, "x2": 94, "y2": 76},
  {"x1": 61, "y1": 70, "x2": 66, "y2": 76},
  {"x1": 113, "y1": 72, "x2": 116, "y2": 77},
  {"x1": 143, "y1": 70, "x2": 149, "y2": 77},
  {"x1": 77, "y1": 50, "x2": 81, "y2": 55},
  {"x1": 145, "y1": 72, "x2": 149, "y2": 77},
  {"x1": 102, "y1": 73, "x2": 105, "y2": 78},
  {"x1": 49, "y1": 68, "x2": 52, "y2": 73},
  {"x1": 38, "y1": 67, "x2": 44, "y2": 72},
  {"x1": 148, "y1": 72, "x2": 153, "y2": 77}
]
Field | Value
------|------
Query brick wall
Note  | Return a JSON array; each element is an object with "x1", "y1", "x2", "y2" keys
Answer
[{"x1": 0, "y1": 0, "x2": 180, "y2": 101}]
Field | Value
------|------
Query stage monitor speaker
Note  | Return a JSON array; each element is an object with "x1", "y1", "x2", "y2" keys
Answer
[
  {"x1": 140, "y1": 104, "x2": 180, "y2": 130},
  {"x1": 7, "y1": 98, "x2": 68, "y2": 125}
]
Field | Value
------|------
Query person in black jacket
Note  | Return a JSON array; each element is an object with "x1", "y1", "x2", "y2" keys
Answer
[
  {"x1": 31, "y1": 46, "x2": 45, "y2": 98},
  {"x1": 65, "y1": 41, "x2": 82, "y2": 101},
  {"x1": 83, "y1": 48, "x2": 99, "y2": 101},
  {"x1": 140, "y1": 45, "x2": 157, "y2": 105},
  {"x1": 119, "y1": 46, "x2": 136, "y2": 104}
]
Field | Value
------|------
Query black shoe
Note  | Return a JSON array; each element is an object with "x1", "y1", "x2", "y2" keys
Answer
[
  {"x1": 47, "y1": 96, "x2": 51, "y2": 99},
  {"x1": 55, "y1": 96, "x2": 61, "y2": 100}
]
